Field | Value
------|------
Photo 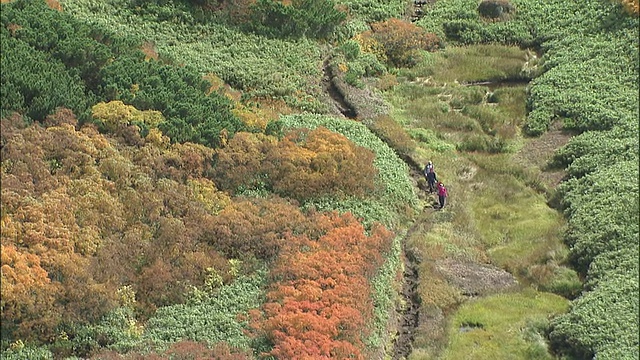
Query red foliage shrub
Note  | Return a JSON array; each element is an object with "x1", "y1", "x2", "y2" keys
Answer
[{"x1": 253, "y1": 212, "x2": 395, "y2": 359}]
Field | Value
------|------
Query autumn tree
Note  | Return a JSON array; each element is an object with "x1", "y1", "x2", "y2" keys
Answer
[
  {"x1": 618, "y1": 0, "x2": 639, "y2": 15},
  {"x1": 199, "y1": 196, "x2": 307, "y2": 261},
  {"x1": 245, "y1": 0, "x2": 346, "y2": 39},
  {"x1": 211, "y1": 131, "x2": 277, "y2": 193},
  {"x1": 0, "y1": 108, "x2": 241, "y2": 347},
  {"x1": 364, "y1": 18, "x2": 442, "y2": 67},
  {"x1": 264, "y1": 127, "x2": 377, "y2": 201},
  {"x1": 0, "y1": 244, "x2": 60, "y2": 342},
  {"x1": 212, "y1": 127, "x2": 378, "y2": 202}
]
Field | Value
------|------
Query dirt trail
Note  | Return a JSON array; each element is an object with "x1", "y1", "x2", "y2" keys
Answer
[
  {"x1": 389, "y1": 144, "x2": 526, "y2": 359},
  {"x1": 392, "y1": 225, "x2": 422, "y2": 359},
  {"x1": 390, "y1": 159, "x2": 434, "y2": 360}
]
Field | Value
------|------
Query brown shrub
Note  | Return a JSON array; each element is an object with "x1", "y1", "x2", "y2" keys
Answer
[{"x1": 367, "y1": 18, "x2": 441, "y2": 67}]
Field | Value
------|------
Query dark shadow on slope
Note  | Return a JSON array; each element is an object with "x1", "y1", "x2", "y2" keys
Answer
[{"x1": 322, "y1": 59, "x2": 357, "y2": 119}]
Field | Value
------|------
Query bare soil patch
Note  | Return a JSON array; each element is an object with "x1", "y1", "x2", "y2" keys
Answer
[
  {"x1": 514, "y1": 122, "x2": 574, "y2": 189},
  {"x1": 435, "y1": 258, "x2": 519, "y2": 297}
]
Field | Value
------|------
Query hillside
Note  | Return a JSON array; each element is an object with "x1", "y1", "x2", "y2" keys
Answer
[{"x1": 1, "y1": 0, "x2": 638, "y2": 359}]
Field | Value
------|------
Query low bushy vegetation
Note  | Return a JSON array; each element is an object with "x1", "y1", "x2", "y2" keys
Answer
[
  {"x1": 2, "y1": 0, "x2": 637, "y2": 358},
  {"x1": 2, "y1": 0, "x2": 246, "y2": 148},
  {"x1": 277, "y1": 113, "x2": 420, "y2": 227}
]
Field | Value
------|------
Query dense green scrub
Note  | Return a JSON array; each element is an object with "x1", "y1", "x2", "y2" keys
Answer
[{"x1": 1, "y1": 0, "x2": 245, "y2": 148}]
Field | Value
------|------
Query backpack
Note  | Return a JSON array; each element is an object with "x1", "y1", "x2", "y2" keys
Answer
[{"x1": 425, "y1": 163, "x2": 434, "y2": 174}]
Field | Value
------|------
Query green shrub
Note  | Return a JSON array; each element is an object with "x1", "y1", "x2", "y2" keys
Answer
[
  {"x1": 443, "y1": 20, "x2": 488, "y2": 44},
  {"x1": 1, "y1": 343, "x2": 53, "y2": 360},
  {"x1": 142, "y1": 272, "x2": 266, "y2": 350},
  {"x1": 0, "y1": 33, "x2": 90, "y2": 121},
  {"x1": 558, "y1": 160, "x2": 639, "y2": 272},
  {"x1": 549, "y1": 273, "x2": 639, "y2": 360},
  {"x1": 417, "y1": 0, "x2": 534, "y2": 46},
  {"x1": 0, "y1": 0, "x2": 143, "y2": 121},
  {"x1": 525, "y1": 34, "x2": 639, "y2": 135},
  {"x1": 552, "y1": 126, "x2": 639, "y2": 178},
  {"x1": 98, "y1": 55, "x2": 245, "y2": 147},
  {"x1": 585, "y1": 246, "x2": 639, "y2": 290},
  {"x1": 337, "y1": 0, "x2": 406, "y2": 23},
  {"x1": 247, "y1": 0, "x2": 346, "y2": 39},
  {"x1": 1, "y1": 0, "x2": 132, "y2": 90},
  {"x1": 339, "y1": 40, "x2": 361, "y2": 61}
]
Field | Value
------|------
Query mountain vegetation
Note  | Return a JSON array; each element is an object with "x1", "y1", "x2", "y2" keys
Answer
[{"x1": 1, "y1": 0, "x2": 637, "y2": 359}]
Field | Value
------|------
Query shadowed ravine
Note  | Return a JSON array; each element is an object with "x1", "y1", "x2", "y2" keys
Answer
[{"x1": 322, "y1": 59, "x2": 358, "y2": 119}]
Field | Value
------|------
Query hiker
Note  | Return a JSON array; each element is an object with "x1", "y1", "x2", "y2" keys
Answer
[
  {"x1": 437, "y1": 182, "x2": 448, "y2": 209},
  {"x1": 424, "y1": 161, "x2": 437, "y2": 193}
]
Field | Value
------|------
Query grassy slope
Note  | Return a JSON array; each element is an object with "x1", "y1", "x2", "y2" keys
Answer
[
  {"x1": 392, "y1": 0, "x2": 639, "y2": 358},
  {"x1": 384, "y1": 45, "x2": 574, "y2": 359}
]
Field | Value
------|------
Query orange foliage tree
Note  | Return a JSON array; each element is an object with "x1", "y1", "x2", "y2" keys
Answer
[
  {"x1": 211, "y1": 131, "x2": 276, "y2": 193},
  {"x1": 619, "y1": 0, "x2": 639, "y2": 15},
  {"x1": 0, "y1": 244, "x2": 60, "y2": 342},
  {"x1": 251, "y1": 212, "x2": 394, "y2": 359},
  {"x1": 264, "y1": 127, "x2": 377, "y2": 201},
  {"x1": 198, "y1": 196, "x2": 307, "y2": 261}
]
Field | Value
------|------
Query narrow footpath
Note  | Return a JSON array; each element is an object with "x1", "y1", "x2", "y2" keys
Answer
[
  {"x1": 392, "y1": 225, "x2": 422, "y2": 359},
  {"x1": 391, "y1": 160, "x2": 432, "y2": 359}
]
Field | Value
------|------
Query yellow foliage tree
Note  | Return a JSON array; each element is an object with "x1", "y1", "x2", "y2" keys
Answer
[
  {"x1": 353, "y1": 32, "x2": 387, "y2": 64},
  {"x1": 0, "y1": 244, "x2": 60, "y2": 341},
  {"x1": 264, "y1": 127, "x2": 378, "y2": 201},
  {"x1": 188, "y1": 178, "x2": 231, "y2": 215},
  {"x1": 91, "y1": 101, "x2": 164, "y2": 132}
]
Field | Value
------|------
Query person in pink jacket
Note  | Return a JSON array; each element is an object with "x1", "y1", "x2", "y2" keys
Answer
[{"x1": 437, "y1": 182, "x2": 448, "y2": 209}]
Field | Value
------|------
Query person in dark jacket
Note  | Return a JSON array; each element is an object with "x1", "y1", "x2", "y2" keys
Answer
[
  {"x1": 424, "y1": 161, "x2": 437, "y2": 193},
  {"x1": 437, "y1": 182, "x2": 448, "y2": 209}
]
